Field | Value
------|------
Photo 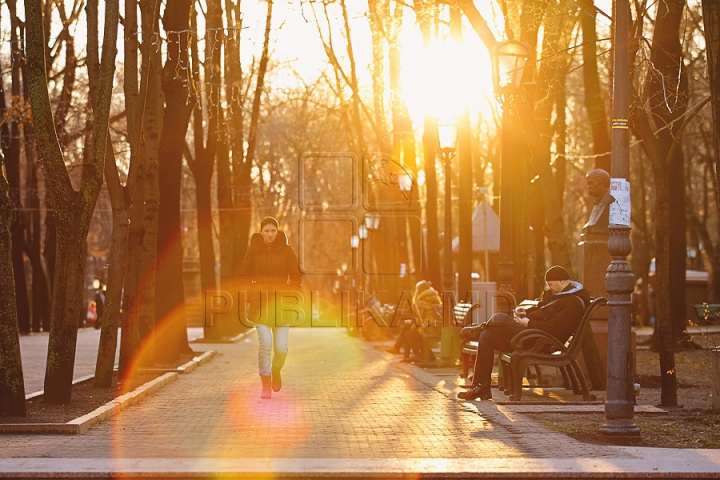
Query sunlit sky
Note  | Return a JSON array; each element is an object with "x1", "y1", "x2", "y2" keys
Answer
[
  {"x1": 241, "y1": 1, "x2": 504, "y2": 127},
  {"x1": 0, "y1": 0, "x2": 616, "y2": 136}
]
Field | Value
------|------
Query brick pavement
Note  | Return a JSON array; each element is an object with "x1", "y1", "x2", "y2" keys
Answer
[
  {"x1": 3, "y1": 328, "x2": 720, "y2": 477},
  {"x1": 4, "y1": 328, "x2": 615, "y2": 459}
]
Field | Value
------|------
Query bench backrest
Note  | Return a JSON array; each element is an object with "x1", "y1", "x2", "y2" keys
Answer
[
  {"x1": 453, "y1": 302, "x2": 482, "y2": 327},
  {"x1": 565, "y1": 296, "x2": 607, "y2": 357}
]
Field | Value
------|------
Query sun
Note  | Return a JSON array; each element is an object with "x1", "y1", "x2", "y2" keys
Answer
[{"x1": 399, "y1": 23, "x2": 496, "y2": 127}]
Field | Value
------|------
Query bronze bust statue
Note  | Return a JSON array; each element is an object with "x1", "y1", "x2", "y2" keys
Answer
[{"x1": 583, "y1": 169, "x2": 613, "y2": 235}]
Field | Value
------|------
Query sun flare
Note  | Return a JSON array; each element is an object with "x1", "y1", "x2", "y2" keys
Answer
[{"x1": 399, "y1": 29, "x2": 495, "y2": 127}]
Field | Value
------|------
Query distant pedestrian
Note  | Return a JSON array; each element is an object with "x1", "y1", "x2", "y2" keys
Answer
[
  {"x1": 94, "y1": 285, "x2": 105, "y2": 329},
  {"x1": 86, "y1": 301, "x2": 98, "y2": 326},
  {"x1": 239, "y1": 216, "x2": 302, "y2": 400}
]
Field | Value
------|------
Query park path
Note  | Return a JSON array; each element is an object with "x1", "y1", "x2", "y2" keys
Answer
[
  {"x1": 3, "y1": 328, "x2": 720, "y2": 478},
  {"x1": 8, "y1": 328, "x2": 611, "y2": 459}
]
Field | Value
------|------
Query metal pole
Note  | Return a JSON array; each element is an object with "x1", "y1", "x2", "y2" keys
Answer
[
  {"x1": 443, "y1": 155, "x2": 454, "y2": 295},
  {"x1": 497, "y1": 97, "x2": 514, "y2": 294},
  {"x1": 601, "y1": 0, "x2": 639, "y2": 437},
  {"x1": 458, "y1": 110, "x2": 474, "y2": 298},
  {"x1": 482, "y1": 196, "x2": 490, "y2": 282}
]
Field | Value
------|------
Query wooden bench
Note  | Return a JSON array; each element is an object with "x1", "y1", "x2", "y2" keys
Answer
[
  {"x1": 460, "y1": 300, "x2": 545, "y2": 385},
  {"x1": 499, "y1": 296, "x2": 607, "y2": 401},
  {"x1": 419, "y1": 303, "x2": 479, "y2": 363}
]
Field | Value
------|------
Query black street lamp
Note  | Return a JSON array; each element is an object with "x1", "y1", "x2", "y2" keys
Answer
[
  {"x1": 600, "y1": 0, "x2": 640, "y2": 438},
  {"x1": 492, "y1": 39, "x2": 528, "y2": 294},
  {"x1": 436, "y1": 118, "x2": 459, "y2": 294}
]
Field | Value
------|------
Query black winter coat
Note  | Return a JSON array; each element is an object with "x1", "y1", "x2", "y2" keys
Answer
[
  {"x1": 238, "y1": 231, "x2": 302, "y2": 288},
  {"x1": 525, "y1": 281, "x2": 591, "y2": 343}
]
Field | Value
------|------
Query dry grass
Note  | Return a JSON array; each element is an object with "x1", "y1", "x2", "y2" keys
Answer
[{"x1": 528, "y1": 348, "x2": 720, "y2": 448}]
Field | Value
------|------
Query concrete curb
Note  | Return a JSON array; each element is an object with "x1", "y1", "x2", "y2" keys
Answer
[
  {"x1": 2, "y1": 350, "x2": 218, "y2": 435},
  {"x1": 70, "y1": 371, "x2": 179, "y2": 435},
  {"x1": 136, "y1": 349, "x2": 218, "y2": 375},
  {"x1": 24, "y1": 374, "x2": 95, "y2": 401},
  {"x1": 0, "y1": 372, "x2": 178, "y2": 435}
]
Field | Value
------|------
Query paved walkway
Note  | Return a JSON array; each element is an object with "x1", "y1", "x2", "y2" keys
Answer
[
  {"x1": 19, "y1": 328, "x2": 204, "y2": 394},
  {"x1": 3, "y1": 328, "x2": 720, "y2": 477}
]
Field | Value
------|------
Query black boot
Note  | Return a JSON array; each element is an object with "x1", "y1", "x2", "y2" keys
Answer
[
  {"x1": 457, "y1": 384, "x2": 492, "y2": 401},
  {"x1": 271, "y1": 367, "x2": 282, "y2": 392},
  {"x1": 261, "y1": 376, "x2": 272, "y2": 399}
]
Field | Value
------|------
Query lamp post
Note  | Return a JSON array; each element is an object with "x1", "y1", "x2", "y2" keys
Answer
[
  {"x1": 350, "y1": 234, "x2": 359, "y2": 292},
  {"x1": 358, "y1": 225, "x2": 367, "y2": 293},
  {"x1": 600, "y1": 0, "x2": 640, "y2": 438},
  {"x1": 492, "y1": 39, "x2": 528, "y2": 294},
  {"x1": 435, "y1": 118, "x2": 458, "y2": 295}
]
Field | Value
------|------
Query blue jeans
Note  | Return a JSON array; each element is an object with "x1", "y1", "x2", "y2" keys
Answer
[{"x1": 256, "y1": 324, "x2": 289, "y2": 377}]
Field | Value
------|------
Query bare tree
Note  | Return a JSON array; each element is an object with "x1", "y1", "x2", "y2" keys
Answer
[
  {"x1": 702, "y1": 0, "x2": 720, "y2": 210},
  {"x1": 0, "y1": 149, "x2": 26, "y2": 416},
  {"x1": 2, "y1": 0, "x2": 30, "y2": 334},
  {"x1": 96, "y1": 0, "x2": 161, "y2": 385},
  {"x1": 155, "y1": 0, "x2": 197, "y2": 363},
  {"x1": 187, "y1": 0, "x2": 222, "y2": 339},
  {"x1": 629, "y1": 0, "x2": 689, "y2": 406},
  {"x1": 24, "y1": 0, "x2": 119, "y2": 404}
]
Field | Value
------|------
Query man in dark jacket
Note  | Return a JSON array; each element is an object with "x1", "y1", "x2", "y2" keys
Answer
[{"x1": 458, "y1": 265, "x2": 591, "y2": 401}]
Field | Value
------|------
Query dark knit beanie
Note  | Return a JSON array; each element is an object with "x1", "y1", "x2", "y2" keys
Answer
[
  {"x1": 260, "y1": 216, "x2": 279, "y2": 229},
  {"x1": 545, "y1": 265, "x2": 570, "y2": 282}
]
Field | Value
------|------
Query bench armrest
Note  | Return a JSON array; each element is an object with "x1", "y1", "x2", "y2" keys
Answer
[{"x1": 510, "y1": 328, "x2": 568, "y2": 354}]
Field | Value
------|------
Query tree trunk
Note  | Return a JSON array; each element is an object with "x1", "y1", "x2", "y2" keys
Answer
[
  {"x1": 516, "y1": 100, "x2": 575, "y2": 276},
  {"x1": 701, "y1": 0, "x2": 720, "y2": 207},
  {"x1": 0, "y1": 152, "x2": 26, "y2": 416},
  {"x1": 221, "y1": 0, "x2": 244, "y2": 295},
  {"x1": 25, "y1": 0, "x2": 119, "y2": 404},
  {"x1": 43, "y1": 196, "x2": 57, "y2": 298},
  {"x1": 44, "y1": 215, "x2": 88, "y2": 403},
  {"x1": 188, "y1": 0, "x2": 221, "y2": 339},
  {"x1": 580, "y1": 0, "x2": 611, "y2": 173},
  {"x1": 629, "y1": 0, "x2": 687, "y2": 406},
  {"x1": 1, "y1": 87, "x2": 31, "y2": 335},
  {"x1": 155, "y1": 0, "x2": 195, "y2": 363},
  {"x1": 654, "y1": 184, "x2": 678, "y2": 406},
  {"x1": 422, "y1": 117, "x2": 442, "y2": 289},
  {"x1": 136, "y1": 7, "x2": 165, "y2": 365},
  {"x1": 119, "y1": 185, "x2": 144, "y2": 374},
  {"x1": 0, "y1": 2, "x2": 31, "y2": 333},
  {"x1": 413, "y1": 3, "x2": 441, "y2": 288},
  {"x1": 95, "y1": 139, "x2": 128, "y2": 387}
]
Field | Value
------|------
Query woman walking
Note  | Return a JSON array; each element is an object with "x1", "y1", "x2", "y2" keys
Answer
[{"x1": 239, "y1": 216, "x2": 302, "y2": 399}]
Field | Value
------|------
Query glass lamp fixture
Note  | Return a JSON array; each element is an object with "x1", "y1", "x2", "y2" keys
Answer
[{"x1": 492, "y1": 40, "x2": 529, "y2": 95}]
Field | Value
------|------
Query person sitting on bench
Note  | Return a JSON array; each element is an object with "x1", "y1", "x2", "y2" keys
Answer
[
  {"x1": 457, "y1": 265, "x2": 591, "y2": 401},
  {"x1": 386, "y1": 280, "x2": 433, "y2": 357}
]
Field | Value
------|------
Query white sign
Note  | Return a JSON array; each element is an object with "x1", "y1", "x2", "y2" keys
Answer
[{"x1": 609, "y1": 178, "x2": 631, "y2": 226}]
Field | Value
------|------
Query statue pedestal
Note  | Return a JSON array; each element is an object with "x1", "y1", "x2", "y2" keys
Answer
[
  {"x1": 578, "y1": 232, "x2": 613, "y2": 376},
  {"x1": 578, "y1": 233, "x2": 637, "y2": 380}
]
